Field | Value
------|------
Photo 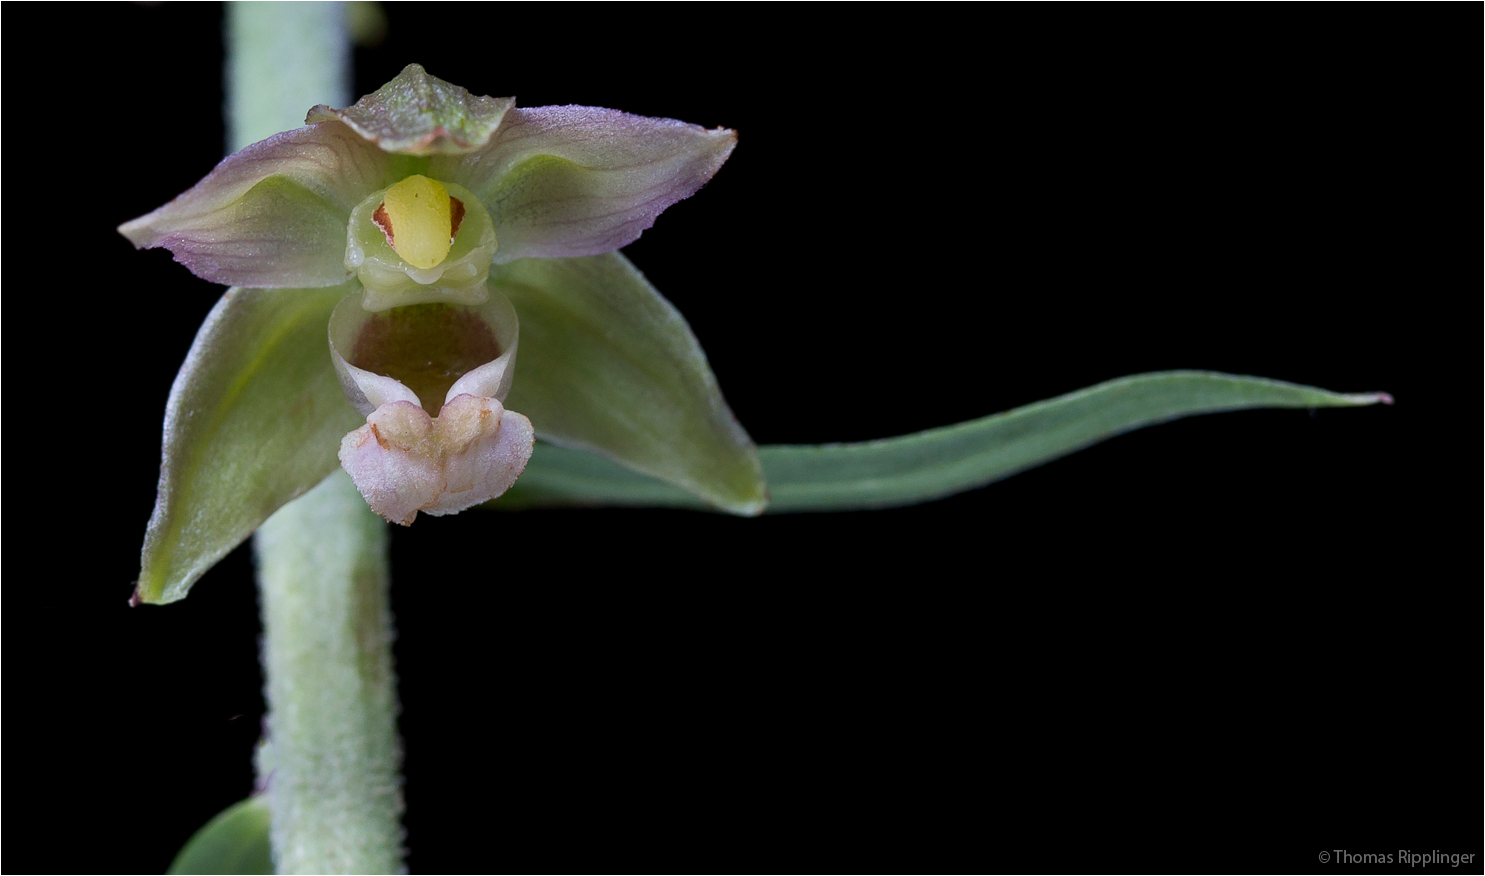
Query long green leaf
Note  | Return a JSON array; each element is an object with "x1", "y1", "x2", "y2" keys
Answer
[
  {"x1": 167, "y1": 797, "x2": 273, "y2": 875},
  {"x1": 490, "y1": 371, "x2": 1391, "y2": 513},
  {"x1": 137, "y1": 284, "x2": 364, "y2": 604}
]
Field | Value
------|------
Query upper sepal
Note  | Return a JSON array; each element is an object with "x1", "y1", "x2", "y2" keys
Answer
[
  {"x1": 118, "y1": 122, "x2": 400, "y2": 288},
  {"x1": 433, "y1": 106, "x2": 737, "y2": 262},
  {"x1": 307, "y1": 63, "x2": 515, "y2": 155}
]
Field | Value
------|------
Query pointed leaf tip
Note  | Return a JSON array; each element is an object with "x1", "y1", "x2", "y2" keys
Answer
[{"x1": 490, "y1": 371, "x2": 1390, "y2": 513}]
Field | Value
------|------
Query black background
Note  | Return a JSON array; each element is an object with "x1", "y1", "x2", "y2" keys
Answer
[{"x1": 6, "y1": 3, "x2": 1478, "y2": 874}]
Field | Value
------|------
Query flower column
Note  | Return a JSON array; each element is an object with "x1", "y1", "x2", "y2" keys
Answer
[{"x1": 231, "y1": 5, "x2": 406, "y2": 872}]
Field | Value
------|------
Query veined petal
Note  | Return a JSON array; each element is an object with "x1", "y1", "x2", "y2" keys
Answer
[
  {"x1": 434, "y1": 107, "x2": 736, "y2": 262},
  {"x1": 306, "y1": 63, "x2": 515, "y2": 156},
  {"x1": 136, "y1": 283, "x2": 365, "y2": 605},
  {"x1": 118, "y1": 122, "x2": 404, "y2": 288},
  {"x1": 495, "y1": 252, "x2": 766, "y2": 515}
]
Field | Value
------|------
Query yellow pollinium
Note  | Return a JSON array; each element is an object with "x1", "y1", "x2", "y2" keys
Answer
[{"x1": 373, "y1": 175, "x2": 460, "y2": 270}]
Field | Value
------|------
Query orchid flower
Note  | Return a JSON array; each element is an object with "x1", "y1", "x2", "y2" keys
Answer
[
  {"x1": 120, "y1": 64, "x2": 765, "y2": 603},
  {"x1": 119, "y1": 63, "x2": 1393, "y2": 610}
]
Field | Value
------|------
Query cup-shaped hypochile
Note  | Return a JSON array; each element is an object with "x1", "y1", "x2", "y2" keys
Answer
[
  {"x1": 328, "y1": 284, "x2": 520, "y2": 418},
  {"x1": 345, "y1": 180, "x2": 499, "y2": 312}
]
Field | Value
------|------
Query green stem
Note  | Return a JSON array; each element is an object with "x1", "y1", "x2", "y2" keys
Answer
[
  {"x1": 226, "y1": 2, "x2": 350, "y2": 149},
  {"x1": 255, "y1": 473, "x2": 404, "y2": 874},
  {"x1": 229, "y1": 6, "x2": 405, "y2": 873}
]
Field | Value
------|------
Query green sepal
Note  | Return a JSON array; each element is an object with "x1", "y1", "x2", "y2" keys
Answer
[
  {"x1": 307, "y1": 63, "x2": 514, "y2": 155},
  {"x1": 166, "y1": 797, "x2": 273, "y2": 875},
  {"x1": 495, "y1": 252, "x2": 767, "y2": 515},
  {"x1": 491, "y1": 371, "x2": 1391, "y2": 512},
  {"x1": 136, "y1": 283, "x2": 365, "y2": 605}
]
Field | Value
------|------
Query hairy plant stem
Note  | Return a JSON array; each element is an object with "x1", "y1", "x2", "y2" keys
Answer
[
  {"x1": 255, "y1": 473, "x2": 403, "y2": 874},
  {"x1": 232, "y1": 5, "x2": 406, "y2": 873},
  {"x1": 226, "y1": 2, "x2": 350, "y2": 151}
]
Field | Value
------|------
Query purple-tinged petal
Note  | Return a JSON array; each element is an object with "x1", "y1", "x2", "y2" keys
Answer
[
  {"x1": 118, "y1": 121, "x2": 400, "y2": 287},
  {"x1": 307, "y1": 64, "x2": 514, "y2": 156},
  {"x1": 433, "y1": 106, "x2": 736, "y2": 262}
]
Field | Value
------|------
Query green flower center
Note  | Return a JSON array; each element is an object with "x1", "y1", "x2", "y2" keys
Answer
[{"x1": 346, "y1": 177, "x2": 498, "y2": 312}]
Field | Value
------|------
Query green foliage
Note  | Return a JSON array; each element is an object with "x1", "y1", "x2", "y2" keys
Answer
[
  {"x1": 167, "y1": 797, "x2": 273, "y2": 875},
  {"x1": 492, "y1": 371, "x2": 1390, "y2": 512}
]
